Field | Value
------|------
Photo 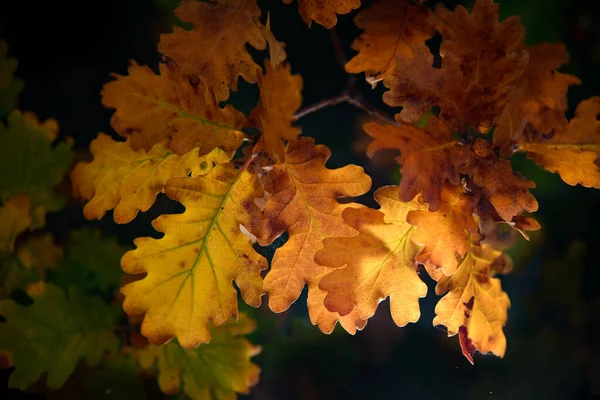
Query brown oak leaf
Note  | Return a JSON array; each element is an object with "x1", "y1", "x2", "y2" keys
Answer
[
  {"x1": 345, "y1": 0, "x2": 435, "y2": 87},
  {"x1": 283, "y1": 0, "x2": 361, "y2": 29},
  {"x1": 158, "y1": 0, "x2": 267, "y2": 102}
]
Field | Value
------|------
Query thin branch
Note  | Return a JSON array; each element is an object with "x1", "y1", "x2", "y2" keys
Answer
[{"x1": 292, "y1": 27, "x2": 399, "y2": 126}]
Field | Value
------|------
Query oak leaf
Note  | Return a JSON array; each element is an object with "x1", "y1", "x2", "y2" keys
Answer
[
  {"x1": 407, "y1": 184, "x2": 479, "y2": 276},
  {"x1": 384, "y1": 0, "x2": 528, "y2": 132},
  {"x1": 253, "y1": 137, "x2": 371, "y2": 334},
  {"x1": 71, "y1": 133, "x2": 233, "y2": 224},
  {"x1": 283, "y1": 0, "x2": 361, "y2": 29},
  {"x1": 518, "y1": 97, "x2": 600, "y2": 188},
  {"x1": 433, "y1": 237, "x2": 511, "y2": 363},
  {"x1": 465, "y1": 139, "x2": 538, "y2": 221},
  {"x1": 316, "y1": 186, "x2": 427, "y2": 327},
  {"x1": 102, "y1": 61, "x2": 245, "y2": 154},
  {"x1": 0, "y1": 284, "x2": 119, "y2": 389},
  {"x1": 0, "y1": 111, "x2": 72, "y2": 228},
  {"x1": 249, "y1": 62, "x2": 303, "y2": 161},
  {"x1": 495, "y1": 43, "x2": 581, "y2": 154},
  {"x1": 345, "y1": 0, "x2": 435, "y2": 87},
  {"x1": 158, "y1": 0, "x2": 267, "y2": 102},
  {"x1": 121, "y1": 163, "x2": 267, "y2": 348},
  {"x1": 135, "y1": 313, "x2": 260, "y2": 400},
  {"x1": 364, "y1": 116, "x2": 466, "y2": 211}
]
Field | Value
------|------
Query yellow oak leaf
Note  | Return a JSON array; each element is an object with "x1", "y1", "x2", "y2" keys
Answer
[
  {"x1": 260, "y1": 14, "x2": 287, "y2": 67},
  {"x1": 249, "y1": 62, "x2": 303, "y2": 161},
  {"x1": 71, "y1": 133, "x2": 233, "y2": 224},
  {"x1": 407, "y1": 184, "x2": 479, "y2": 276},
  {"x1": 345, "y1": 0, "x2": 435, "y2": 87},
  {"x1": 433, "y1": 237, "x2": 511, "y2": 364},
  {"x1": 102, "y1": 61, "x2": 245, "y2": 155},
  {"x1": 316, "y1": 186, "x2": 427, "y2": 327},
  {"x1": 494, "y1": 43, "x2": 581, "y2": 154},
  {"x1": 121, "y1": 163, "x2": 267, "y2": 348},
  {"x1": 283, "y1": 0, "x2": 361, "y2": 29},
  {"x1": 135, "y1": 313, "x2": 260, "y2": 400},
  {"x1": 253, "y1": 137, "x2": 371, "y2": 334},
  {"x1": 465, "y1": 139, "x2": 538, "y2": 221},
  {"x1": 158, "y1": 0, "x2": 267, "y2": 102},
  {"x1": 364, "y1": 116, "x2": 467, "y2": 211},
  {"x1": 518, "y1": 97, "x2": 600, "y2": 188},
  {"x1": 0, "y1": 196, "x2": 31, "y2": 253}
]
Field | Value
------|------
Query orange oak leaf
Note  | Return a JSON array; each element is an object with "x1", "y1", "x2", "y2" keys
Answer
[
  {"x1": 495, "y1": 43, "x2": 581, "y2": 154},
  {"x1": 102, "y1": 61, "x2": 245, "y2": 155},
  {"x1": 518, "y1": 97, "x2": 600, "y2": 188},
  {"x1": 253, "y1": 137, "x2": 371, "y2": 334},
  {"x1": 433, "y1": 237, "x2": 511, "y2": 364},
  {"x1": 345, "y1": 0, "x2": 435, "y2": 87},
  {"x1": 364, "y1": 116, "x2": 467, "y2": 211},
  {"x1": 71, "y1": 133, "x2": 233, "y2": 224},
  {"x1": 158, "y1": 0, "x2": 267, "y2": 102},
  {"x1": 283, "y1": 0, "x2": 361, "y2": 29},
  {"x1": 464, "y1": 139, "x2": 538, "y2": 221},
  {"x1": 384, "y1": 0, "x2": 528, "y2": 132},
  {"x1": 120, "y1": 163, "x2": 267, "y2": 347},
  {"x1": 407, "y1": 184, "x2": 479, "y2": 276},
  {"x1": 249, "y1": 62, "x2": 303, "y2": 161},
  {"x1": 316, "y1": 186, "x2": 427, "y2": 327}
]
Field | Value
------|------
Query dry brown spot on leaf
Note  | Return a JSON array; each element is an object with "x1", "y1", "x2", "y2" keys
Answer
[
  {"x1": 434, "y1": 237, "x2": 511, "y2": 363},
  {"x1": 519, "y1": 97, "x2": 600, "y2": 188},
  {"x1": 158, "y1": 0, "x2": 267, "y2": 102},
  {"x1": 102, "y1": 62, "x2": 245, "y2": 155},
  {"x1": 495, "y1": 43, "x2": 581, "y2": 155},
  {"x1": 364, "y1": 116, "x2": 467, "y2": 210},
  {"x1": 464, "y1": 139, "x2": 538, "y2": 221},
  {"x1": 407, "y1": 184, "x2": 479, "y2": 276},
  {"x1": 283, "y1": 0, "x2": 361, "y2": 28},
  {"x1": 251, "y1": 137, "x2": 371, "y2": 334},
  {"x1": 345, "y1": 0, "x2": 434, "y2": 87},
  {"x1": 249, "y1": 62, "x2": 303, "y2": 161},
  {"x1": 316, "y1": 186, "x2": 427, "y2": 327},
  {"x1": 384, "y1": 0, "x2": 528, "y2": 132}
]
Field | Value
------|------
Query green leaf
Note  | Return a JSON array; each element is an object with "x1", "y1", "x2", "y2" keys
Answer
[
  {"x1": 134, "y1": 314, "x2": 261, "y2": 400},
  {"x1": 0, "y1": 111, "x2": 72, "y2": 227},
  {"x1": 0, "y1": 284, "x2": 120, "y2": 390},
  {"x1": 50, "y1": 229, "x2": 128, "y2": 293},
  {"x1": 0, "y1": 41, "x2": 24, "y2": 117}
]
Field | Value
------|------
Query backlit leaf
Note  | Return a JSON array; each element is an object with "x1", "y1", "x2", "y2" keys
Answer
[
  {"x1": 316, "y1": 186, "x2": 427, "y2": 327},
  {"x1": 364, "y1": 116, "x2": 467, "y2": 211},
  {"x1": 407, "y1": 184, "x2": 479, "y2": 276},
  {"x1": 121, "y1": 163, "x2": 267, "y2": 348},
  {"x1": 102, "y1": 62, "x2": 245, "y2": 154},
  {"x1": 249, "y1": 62, "x2": 303, "y2": 161},
  {"x1": 283, "y1": 0, "x2": 361, "y2": 28},
  {"x1": 345, "y1": 0, "x2": 435, "y2": 87},
  {"x1": 254, "y1": 137, "x2": 371, "y2": 334},
  {"x1": 135, "y1": 313, "x2": 260, "y2": 400},
  {"x1": 158, "y1": 0, "x2": 267, "y2": 102},
  {"x1": 518, "y1": 97, "x2": 600, "y2": 188},
  {"x1": 71, "y1": 133, "x2": 233, "y2": 223},
  {"x1": 433, "y1": 237, "x2": 511, "y2": 364}
]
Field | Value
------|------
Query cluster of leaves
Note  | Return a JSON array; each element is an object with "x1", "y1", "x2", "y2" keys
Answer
[
  {"x1": 69, "y1": 0, "x2": 600, "y2": 375},
  {"x1": 0, "y1": 40, "x2": 261, "y2": 399}
]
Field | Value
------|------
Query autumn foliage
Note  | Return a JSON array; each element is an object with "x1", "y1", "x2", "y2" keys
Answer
[{"x1": 2, "y1": 0, "x2": 600, "y2": 397}]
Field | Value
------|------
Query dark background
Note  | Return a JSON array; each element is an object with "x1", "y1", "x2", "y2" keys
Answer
[{"x1": 1, "y1": 0, "x2": 599, "y2": 398}]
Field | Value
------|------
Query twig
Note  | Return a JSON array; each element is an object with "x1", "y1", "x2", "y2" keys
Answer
[{"x1": 292, "y1": 27, "x2": 398, "y2": 126}]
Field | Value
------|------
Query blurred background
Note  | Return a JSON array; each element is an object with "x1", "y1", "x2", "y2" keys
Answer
[{"x1": 1, "y1": 0, "x2": 599, "y2": 398}]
